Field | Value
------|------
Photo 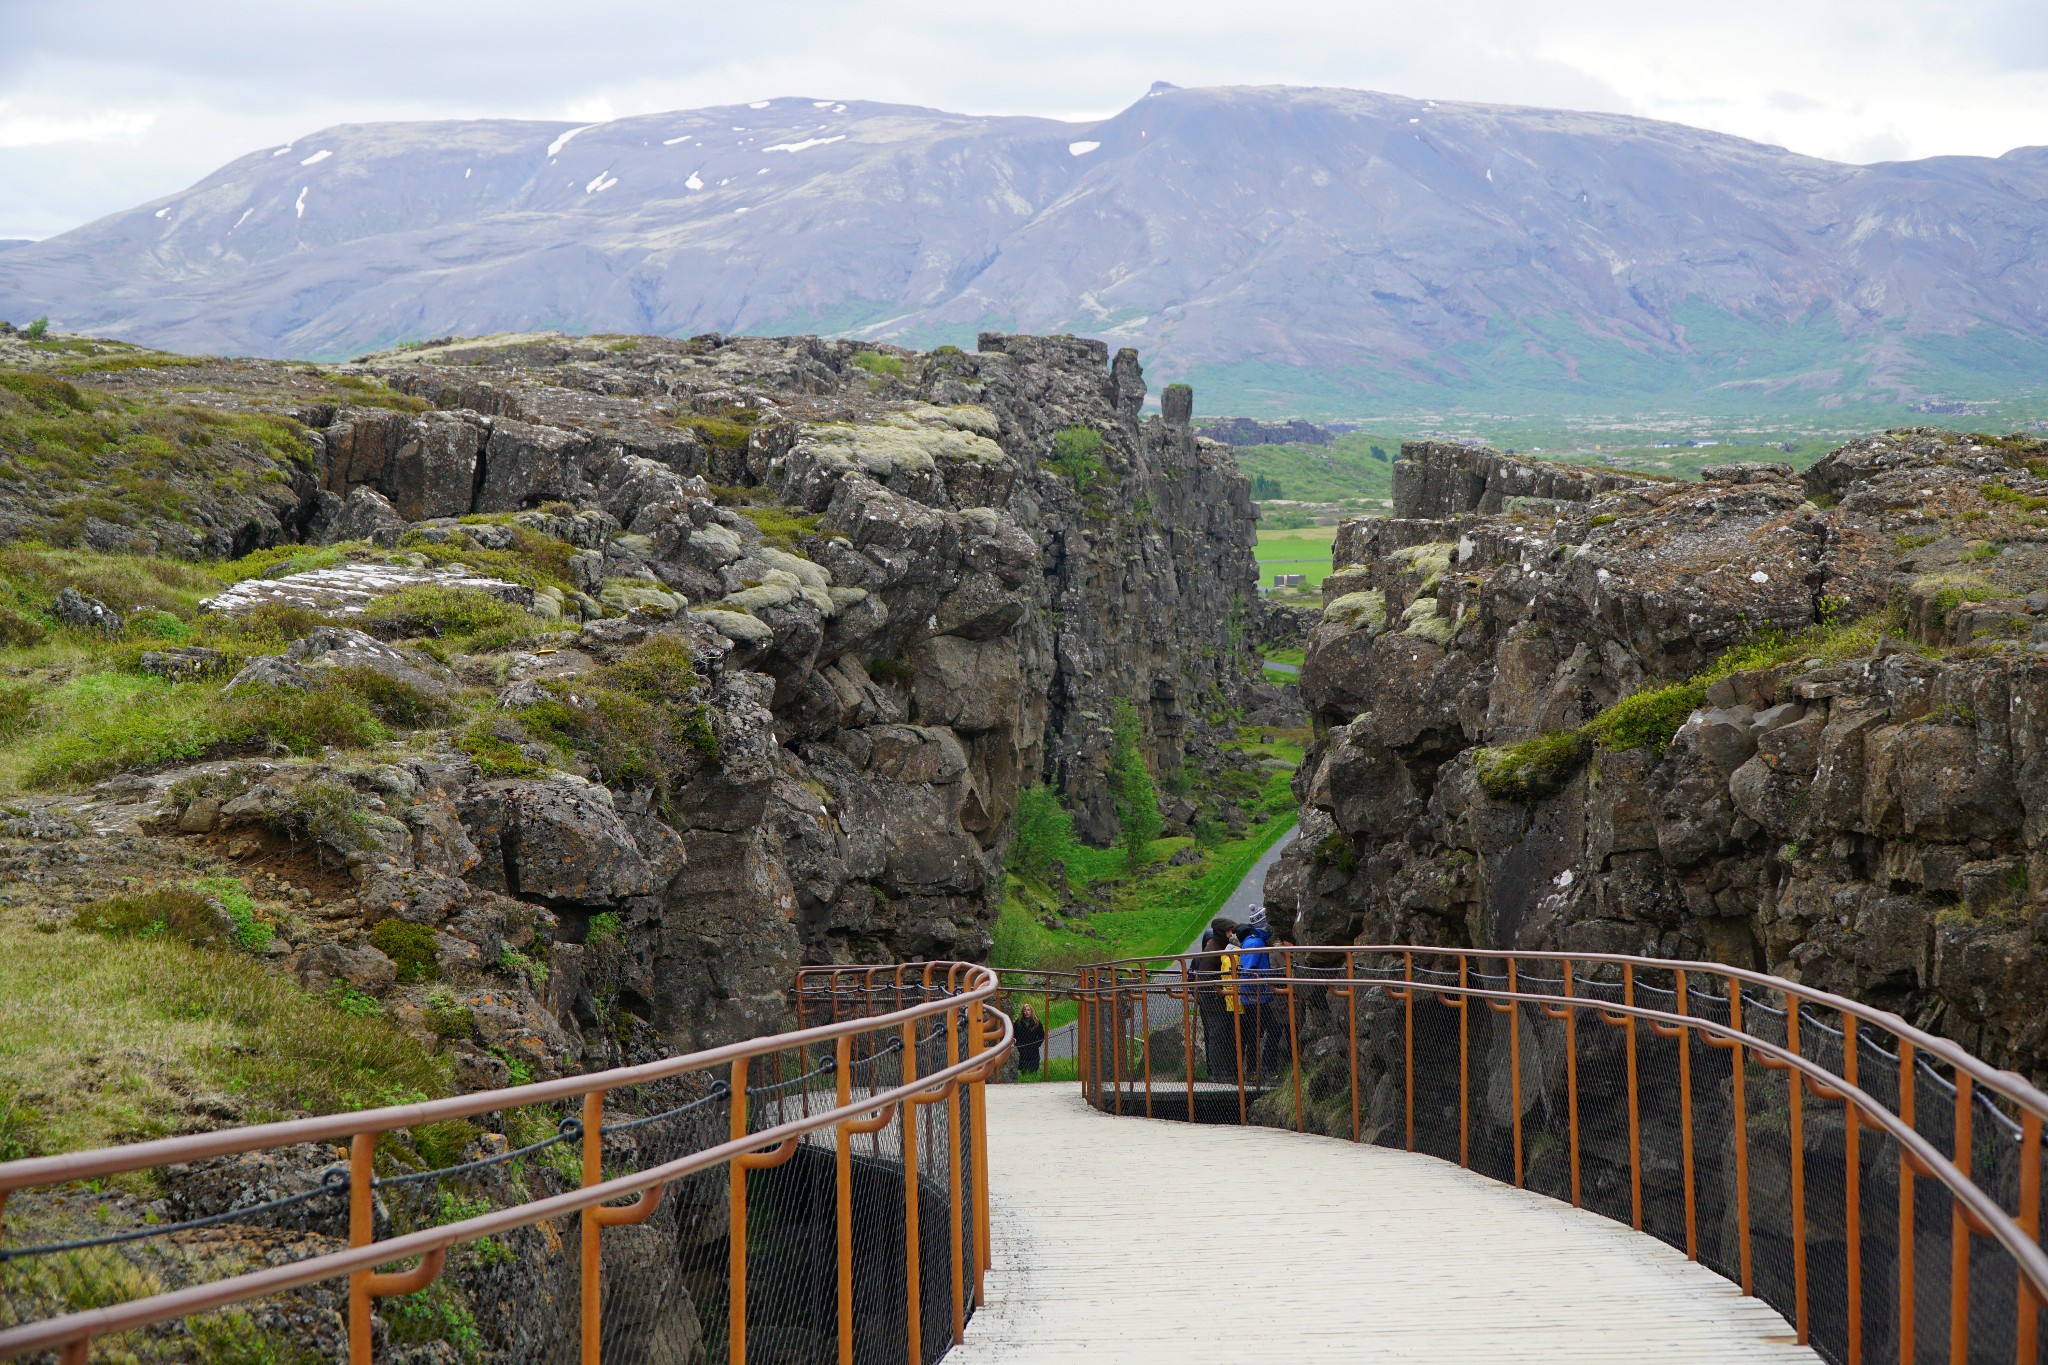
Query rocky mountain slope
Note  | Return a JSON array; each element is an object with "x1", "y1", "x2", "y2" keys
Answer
[
  {"x1": 1269, "y1": 429, "x2": 2048, "y2": 1080},
  {"x1": 0, "y1": 327, "x2": 1259, "y2": 1117},
  {"x1": 5, "y1": 86, "x2": 2048, "y2": 416}
]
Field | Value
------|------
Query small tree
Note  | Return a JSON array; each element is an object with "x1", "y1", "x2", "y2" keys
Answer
[
  {"x1": 1008, "y1": 784, "x2": 1077, "y2": 881},
  {"x1": 1108, "y1": 699, "x2": 1162, "y2": 873},
  {"x1": 23, "y1": 317, "x2": 48, "y2": 341}
]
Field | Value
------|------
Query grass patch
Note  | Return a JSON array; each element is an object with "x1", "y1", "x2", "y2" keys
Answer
[
  {"x1": 0, "y1": 914, "x2": 448, "y2": 1157},
  {"x1": 733, "y1": 505, "x2": 822, "y2": 551},
  {"x1": 3, "y1": 671, "x2": 389, "y2": 791}
]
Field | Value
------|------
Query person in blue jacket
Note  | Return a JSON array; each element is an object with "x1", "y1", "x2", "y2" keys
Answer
[{"x1": 1238, "y1": 906, "x2": 1285, "y2": 1079}]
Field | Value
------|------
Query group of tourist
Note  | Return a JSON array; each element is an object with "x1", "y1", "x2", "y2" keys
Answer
[
  {"x1": 1005, "y1": 904, "x2": 1287, "y2": 1082},
  {"x1": 1189, "y1": 906, "x2": 1288, "y2": 1082}
]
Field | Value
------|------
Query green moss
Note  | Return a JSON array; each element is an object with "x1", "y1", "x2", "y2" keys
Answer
[
  {"x1": 733, "y1": 504, "x2": 822, "y2": 551},
  {"x1": 687, "y1": 413, "x2": 756, "y2": 451},
  {"x1": 371, "y1": 919, "x2": 441, "y2": 984},
  {"x1": 1585, "y1": 680, "x2": 1708, "y2": 754},
  {"x1": 514, "y1": 637, "x2": 717, "y2": 788},
  {"x1": 586, "y1": 912, "x2": 624, "y2": 947},
  {"x1": 1474, "y1": 730, "x2": 1592, "y2": 801},
  {"x1": 317, "y1": 372, "x2": 430, "y2": 413}
]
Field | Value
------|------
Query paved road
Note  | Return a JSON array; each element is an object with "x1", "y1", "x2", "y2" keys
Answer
[
  {"x1": 1037, "y1": 827, "x2": 1297, "y2": 1063},
  {"x1": 952, "y1": 1086, "x2": 1819, "y2": 1364}
]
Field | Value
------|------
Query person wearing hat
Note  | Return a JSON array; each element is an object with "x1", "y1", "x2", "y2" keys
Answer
[{"x1": 1238, "y1": 906, "x2": 1284, "y2": 1080}]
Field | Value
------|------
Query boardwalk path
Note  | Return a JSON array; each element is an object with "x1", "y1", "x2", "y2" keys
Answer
[{"x1": 952, "y1": 1086, "x2": 1818, "y2": 1364}]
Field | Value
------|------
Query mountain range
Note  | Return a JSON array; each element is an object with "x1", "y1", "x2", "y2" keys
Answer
[{"x1": 5, "y1": 83, "x2": 2048, "y2": 419}]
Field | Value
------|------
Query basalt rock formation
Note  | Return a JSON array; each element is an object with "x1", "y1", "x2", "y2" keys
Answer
[
  {"x1": 1270, "y1": 429, "x2": 2048, "y2": 1079},
  {"x1": 0, "y1": 328, "x2": 1259, "y2": 1088}
]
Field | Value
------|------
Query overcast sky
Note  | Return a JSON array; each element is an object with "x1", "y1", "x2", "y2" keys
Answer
[{"x1": 3, "y1": 0, "x2": 2045, "y2": 241}]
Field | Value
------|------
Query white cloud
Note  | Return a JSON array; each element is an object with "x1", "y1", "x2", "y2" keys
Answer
[{"x1": 0, "y1": 0, "x2": 2045, "y2": 240}]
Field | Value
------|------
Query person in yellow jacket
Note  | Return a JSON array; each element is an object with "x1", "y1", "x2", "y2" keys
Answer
[{"x1": 1191, "y1": 919, "x2": 1242, "y2": 1083}]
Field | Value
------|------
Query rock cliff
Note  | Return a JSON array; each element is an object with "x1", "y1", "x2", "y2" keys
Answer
[
  {"x1": 1271, "y1": 430, "x2": 2048, "y2": 1078},
  {"x1": 0, "y1": 328, "x2": 1259, "y2": 1087}
]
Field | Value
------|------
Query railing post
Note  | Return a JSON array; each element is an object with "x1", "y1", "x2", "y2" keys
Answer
[
  {"x1": 1403, "y1": 950, "x2": 1415, "y2": 1153},
  {"x1": 1183, "y1": 969, "x2": 1196, "y2": 1124},
  {"x1": 729, "y1": 1058, "x2": 750, "y2": 1365},
  {"x1": 1787, "y1": 992, "x2": 1809, "y2": 1345},
  {"x1": 348, "y1": 1130, "x2": 375, "y2": 1365},
  {"x1": 1901, "y1": 1038, "x2": 1918, "y2": 1364},
  {"x1": 1458, "y1": 956, "x2": 1470, "y2": 1169},
  {"x1": 1346, "y1": 953, "x2": 1360, "y2": 1144},
  {"x1": 582, "y1": 1090, "x2": 606, "y2": 1365},
  {"x1": 901, "y1": 1020, "x2": 922, "y2": 1365},
  {"x1": 969, "y1": 994, "x2": 990, "y2": 1300},
  {"x1": 1729, "y1": 975, "x2": 1752, "y2": 1296},
  {"x1": 1509, "y1": 959, "x2": 1523, "y2": 1187},
  {"x1": 1565, "y1": 961, "x2": 1580, "y2": 1207},
  {"x1": 1142, "y1": 965, "x2": 1155, "y2": 1120},
  {"x1": 1287, "y1": 952, "x2": 1304, "y2": 1134},
  {"x1": 1844, "y1": 1013, "x2": 1863, "y2": 1365},
  {"x1": 1624, "y1": 964, "x2": 1642, "y2": 1232},
  {"x1": 836, "y1": 1035, "x2": 855, "y2": 1365},
  {"x1": 946, "y1": 1005, "x2": 965, "y2": 1347},
  {"x1": 1950, "y1": 1069, "x2": 1974, "y2": 1365},
  {"x1": 1677, "y1": 971, "x2": 1697, "y2": 1259},
  {"x1": 2019, "y1": 1108, "x2": 2040, "y2": 1365}
]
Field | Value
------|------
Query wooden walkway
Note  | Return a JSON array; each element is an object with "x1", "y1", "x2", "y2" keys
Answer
[{"x1": 952, "y1": 1086, "x2": 1819, "y2": 1364}]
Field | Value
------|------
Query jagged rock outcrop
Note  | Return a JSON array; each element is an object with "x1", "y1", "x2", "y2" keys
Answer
[
  {"x1": 2, "y1": 329, "x2": 1261, "y2": 1079},
  {"x1": 1272, "y1": 429, "x2": 2048, "y2": 1078}
]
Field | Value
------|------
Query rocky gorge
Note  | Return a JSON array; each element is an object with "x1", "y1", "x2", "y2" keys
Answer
[{"x1": 1268, "y1": 429, "x2": 2048, "y2": 1083}]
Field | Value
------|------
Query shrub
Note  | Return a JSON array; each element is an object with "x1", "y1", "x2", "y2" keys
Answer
[
  {"x1": 325, "y1": 664, "x2": 448, "y2": 728},
  {"x1": 1048, "y1": 427, "x2": 1109, "y2": 492},
  {"x1": 384, "y1": 1282, "x2": 482, "y2": 1364},
  {"x1": 499, "y1": 945, "x2": 547, "y2": 987},
  {"x1": 0, "y1": 371, "x2": 86, "y2": 412},
  {"x1": 1008, "y1": 785, "x2": 1078, "y2": 880},
  {"x1": 24, "y1": 317, "x2": 49, "y2": 341},
  {"x1": 266, "y1": 777, "x2": 377, "y2": 853},
  {"x1": 371, "y1": 919, "x2": 441, "y2": 984},
  {"x1": 1473, "y1": 731, "x2": 1591, "y2": 802},
  {"x1": 586, "y1": 912, "x2": 624, "y2": 947},
  {"x1": 850, "y1": 349, "x2": 905, "y2": 377}
]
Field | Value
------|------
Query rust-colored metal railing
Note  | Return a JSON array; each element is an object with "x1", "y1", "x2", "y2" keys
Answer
[
  {"x1": 1073, "y1": 945, "x2": 2048, "y2": 1365},
  {"x1": 0, "y1": 962, "x2": 1011, "y2": 1364}
]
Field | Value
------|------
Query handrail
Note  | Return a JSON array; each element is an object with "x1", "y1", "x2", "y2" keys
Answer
[
  {"x1": 1071, "y1": 943, "x2": 2048, "y2": 1122},
  {"x1": 0, "y1": 962, "x2": 1013, "y2": 1363},
  {"x1": 1064, "y1": 944, "x2": 2048, "y2": 1364}
]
